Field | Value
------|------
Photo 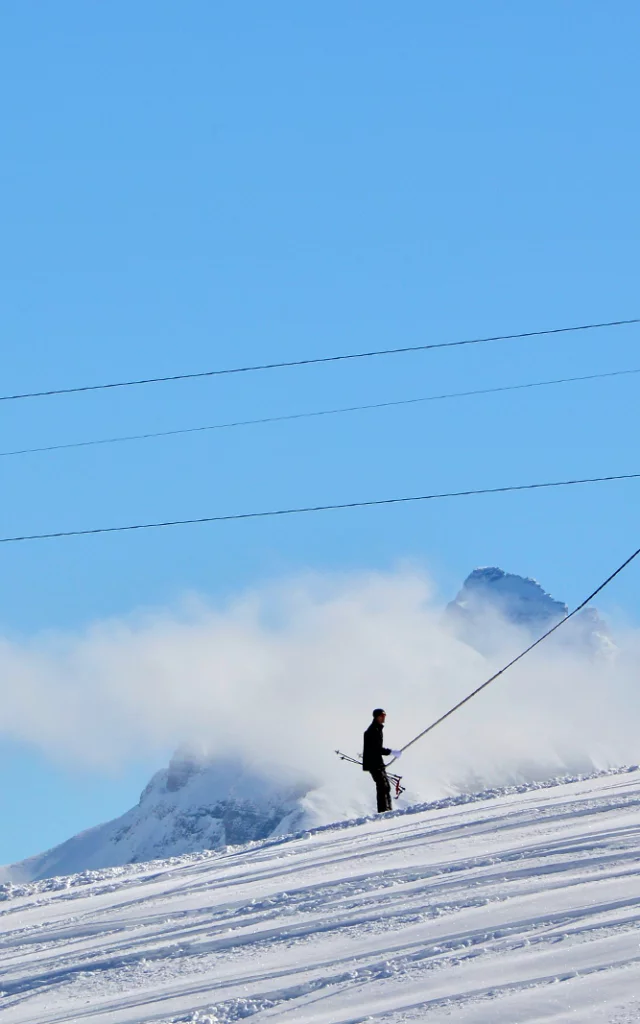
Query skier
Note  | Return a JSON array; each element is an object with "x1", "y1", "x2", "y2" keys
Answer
[{"x1": 362, "y1": 709, "x2": 402, "y2": 813}]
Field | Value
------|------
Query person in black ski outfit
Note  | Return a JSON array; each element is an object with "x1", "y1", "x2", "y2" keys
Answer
[{"x1": 362, "y1": 709, "x2": 401, "y2": 813}]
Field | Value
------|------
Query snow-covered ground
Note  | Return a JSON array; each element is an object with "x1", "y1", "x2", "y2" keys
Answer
[{"x1": 3, "y1": 769, "x2": 640, "y2": 1023}]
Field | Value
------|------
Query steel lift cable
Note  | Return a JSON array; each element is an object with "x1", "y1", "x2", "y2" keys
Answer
[
  {"x1": 2, "y1": 317, "x2": 638, "y2": 404},
  {"x1": 2, "y1": 364, "x2": 639, "y2": 460},
  {"x1": 1, "y1": 472, "x2": 639, "y2": 545}
]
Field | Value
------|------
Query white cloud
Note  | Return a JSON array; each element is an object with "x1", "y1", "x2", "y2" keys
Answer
[{"x1": 0, "y1": 568, "x2": 637, "y2": 800}]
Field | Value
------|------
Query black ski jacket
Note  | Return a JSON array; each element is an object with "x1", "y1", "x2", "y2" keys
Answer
[{"x1": 362, "y1": 720, "x2": 391, "y2": 772}]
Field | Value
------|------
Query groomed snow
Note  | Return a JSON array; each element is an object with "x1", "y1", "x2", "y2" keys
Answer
[{"x1": 3, "y1": 769, "x2": 640, "y2": 1023}]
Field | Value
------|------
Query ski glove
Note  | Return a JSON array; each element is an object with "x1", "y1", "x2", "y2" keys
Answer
[{"x1": 390, "y1": 750, "x2": 402, "y2": 758}]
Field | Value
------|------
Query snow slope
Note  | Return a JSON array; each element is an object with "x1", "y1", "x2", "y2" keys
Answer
[{"x1": 3, "y1": 769, "x2": 640, "y2": 1023}]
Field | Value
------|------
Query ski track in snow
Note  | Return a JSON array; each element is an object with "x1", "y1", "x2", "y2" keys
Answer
[{"x1": 3, "y1": 772, "x2": 640, "y2": 1022}]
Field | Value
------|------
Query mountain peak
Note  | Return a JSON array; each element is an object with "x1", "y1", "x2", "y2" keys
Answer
[
  {"x1": 449, "y1": 567, "x2": 568, "y2": 628},
  {"x1": 446, "y1": 566, "x2": 612, "y2": 656}
]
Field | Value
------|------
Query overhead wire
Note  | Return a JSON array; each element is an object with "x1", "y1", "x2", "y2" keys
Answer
[
  {"x1": 1, "y1": 317, "x2": 638, "y2": 404},
  {"x1": 0, "y1": 470, "x2": 638, "y2": 545},
  {"x1": 2, "y1": 365, "x2": 639, "y2": 460},
  {"x1": 388, "y1": 543, "x2": 640, "y2": 765}
]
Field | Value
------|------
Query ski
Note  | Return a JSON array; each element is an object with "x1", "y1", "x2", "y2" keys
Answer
[{"x1": 335, "y1": 750, "x2": 405, "y2": 797}]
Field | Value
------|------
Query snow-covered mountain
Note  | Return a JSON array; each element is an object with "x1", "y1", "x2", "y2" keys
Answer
[
  {"x1": 1, "y1": 753, "x2": 318, "y2": 883},
  {"x1": 446, "y1": 566, "x2": 613, "y2": 656},
  {"x1": 1, "y1": 567, "x2": 614, "y2": 883}
]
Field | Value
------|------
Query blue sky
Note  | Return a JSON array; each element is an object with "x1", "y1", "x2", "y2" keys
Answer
[{"x1": 1, "y1": 1, "x2": 639, "y2": 864}]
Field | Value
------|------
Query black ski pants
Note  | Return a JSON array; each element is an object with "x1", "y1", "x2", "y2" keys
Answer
[{"x1": 369, "y1": 768, "x2": 392, "y2": 813}]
